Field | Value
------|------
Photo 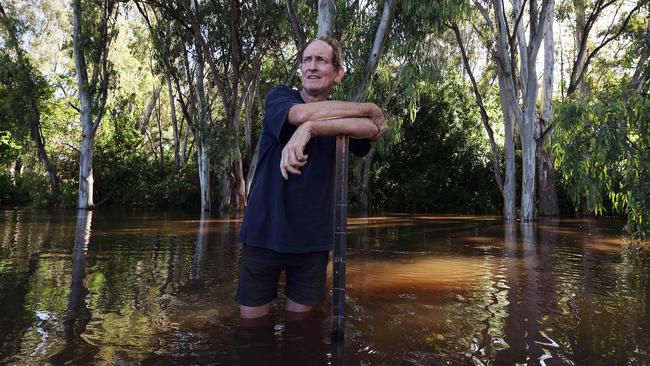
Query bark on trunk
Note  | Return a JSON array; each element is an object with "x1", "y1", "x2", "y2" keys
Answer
[
  {"x1": 353, "y1": 0, "x2": 397, "y2": 102},
  {"x1": 167, "y1": 74, "x2": 181, "y2": 166},
  {"x1": 192, "y1": 0, "x2": 211, "y2": 212},
  {"x1": 156, "y1": 96, "x2": 164, "y2": 173},
  {"x1": 571, "y1": 0, "x2": 587, "y2": 98},
  {"x1": 30, "y1": 101, "x2": 58, "y2": 195},
  {"x1": 78, "y1": 126, "x2": 95, "y2": 209},
  {"x1": 537, "y1": 0, "x2": 559, "y2": 216},
  {"x1": 317, "y1": 0, "x2": 336, "y2": 37},
  {"x1": 494, "y1": 0, "x2": 519, "y2": 222},
  {"x1": 72, "y1": 0, "x2": 112, "y2": 209},
  {"x1": 141, "y1": 86, "x2": 162, "y2": 133},
  {"x1": 519, "y1": 0, "x2": 551, "y2": 222}
]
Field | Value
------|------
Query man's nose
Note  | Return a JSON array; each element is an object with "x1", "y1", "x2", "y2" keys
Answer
[{"x1": 307, "y1": 59, "x2": 317, "y2": 70}]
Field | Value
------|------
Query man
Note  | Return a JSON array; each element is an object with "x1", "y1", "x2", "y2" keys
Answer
[{"x1": 237, "y1": 37, "x2": 388, "y2": 320}]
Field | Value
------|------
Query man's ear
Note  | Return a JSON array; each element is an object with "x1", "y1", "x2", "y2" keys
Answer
[{"x1": 335, "y1": 67, "x2": 346, "y2": 83}]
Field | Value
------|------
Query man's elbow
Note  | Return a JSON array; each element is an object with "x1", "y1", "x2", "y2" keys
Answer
[{"x1": 287, "y1": 105, "x2": 308, "y2": 126}]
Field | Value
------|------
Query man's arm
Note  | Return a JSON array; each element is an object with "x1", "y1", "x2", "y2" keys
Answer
[
  {"x1": 279, "y1": 117, "x2": 379, "y2": 180},
  {"x1": 288, "y1": 101, "x2": 380, "y2": 125},
  {"x1": 288, "y1": 101, "x2": 387, "y2": 142}
]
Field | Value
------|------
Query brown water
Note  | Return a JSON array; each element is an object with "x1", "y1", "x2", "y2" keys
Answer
[{"x1": 0, "y1": 209, "x2": 648, "y2": 365}]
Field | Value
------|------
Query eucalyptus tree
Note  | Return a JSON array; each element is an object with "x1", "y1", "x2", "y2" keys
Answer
[
  {"x1": 552, "y1": 2, "x2": 649, "y2": 238},
  {"x1": 0, "y1": 2, "x2": 58, "y2": 195},
  {"x1": 137, "y1": 0, "x2": 283, "y2": 212},
  {"x1": 563, "y1": 0, "x2": 644, "y2": 99},
  {"x1": 465, "y1": 0, "x2": 553, "y2": 221},
  {"x1": 71, "y1": 0, "x2": 119, "y2": 209}
]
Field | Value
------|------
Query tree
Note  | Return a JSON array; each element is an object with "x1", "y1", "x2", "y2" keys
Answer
[
  {"x1": 71, "y1": 0, "x2": 118, "y2": 209},
  {"x1": 552, "y1": 2, "x2": 650, "y2": 238},
  {"x1": 470, "y1": 0, "x2": 552, "y2": 221},
  {"x1": 0, "y1": 3, "x2": 59, "y2": 196}
]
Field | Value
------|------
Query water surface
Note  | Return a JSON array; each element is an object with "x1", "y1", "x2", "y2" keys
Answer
[{"x1": 0, "y1": 209, "x2": 648, "y2": 365}]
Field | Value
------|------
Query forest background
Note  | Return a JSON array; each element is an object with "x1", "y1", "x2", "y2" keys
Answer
[{"x1": 0, "y1": 0, "x2": 648, "y2": 239}]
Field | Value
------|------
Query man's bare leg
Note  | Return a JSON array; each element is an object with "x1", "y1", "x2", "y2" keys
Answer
[{"x1": 240, "y1": 303, "x2": 271, "y2": 319}]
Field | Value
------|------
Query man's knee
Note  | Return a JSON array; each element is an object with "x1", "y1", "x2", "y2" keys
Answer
[{"x1": 240, "y1": 303, "x2": 271, "y2": 319}]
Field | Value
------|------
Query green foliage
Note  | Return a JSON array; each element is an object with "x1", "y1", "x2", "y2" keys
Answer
[
  {"x1": 553, "y1": 85, "x2": 650, "y2": 239},
  {"x1": 371, "y1": 78, "x2": 500, "y2": 213}
]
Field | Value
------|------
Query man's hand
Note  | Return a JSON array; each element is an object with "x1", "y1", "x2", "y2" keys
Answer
[
  {"x1": 280, "y1": 123, "x2": 312, "y2": 180},
  {"x1": 367, "y1": 103, "x2": 388, "y2": 142}
]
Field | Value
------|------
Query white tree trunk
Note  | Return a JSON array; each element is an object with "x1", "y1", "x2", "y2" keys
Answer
[
  {"x1": 73, "y1": 0, "x2": 94, "y2": 210},
  {"x1": 494, "y1": 0, "x2": 519, "y2": 221},
  {"x1": 317, "y1": 0, "x2": 336, "y2": 37},
  {"x1": 537, "y1": 0, "x2": 559, "y2": 216},
  {"x1": 498, "y1": 73, "x2": 517, "y2": 222},
  {"x1": 78, "y1": 125, "x2": 94, "y2": 209},
  {"x1": 167, "y1": 75, "x2": 180, "y2": 166},
  {"x1": 192, "y1": 0, "x2": 211, "y2": 212}
]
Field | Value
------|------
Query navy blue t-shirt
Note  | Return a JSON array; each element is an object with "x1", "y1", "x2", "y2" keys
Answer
[{"x1": 239, "y1": 85, "x2": 371, "y2": 253}]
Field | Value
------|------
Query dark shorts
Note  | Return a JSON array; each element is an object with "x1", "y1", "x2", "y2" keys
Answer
[{"x1": 236, "y1": 245, "x2": 329, "y2": 307}]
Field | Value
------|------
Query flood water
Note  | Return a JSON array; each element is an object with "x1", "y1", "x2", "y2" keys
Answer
[{"x1": 0, "y1": 209, "x2": 649, "y2": 365}]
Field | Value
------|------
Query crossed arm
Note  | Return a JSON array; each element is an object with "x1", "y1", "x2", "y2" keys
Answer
[{"x1": 280, "y1": 101, "x2": 389, "y2": 180}]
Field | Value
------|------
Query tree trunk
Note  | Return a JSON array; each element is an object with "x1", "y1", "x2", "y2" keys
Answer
[
  {"x1": 141, "y1": 85, "x2": 162, "y2": 133},
  {"x1": 72, "y1": 0, "x2": 113, "y2": 209},
  {"x1": 494, "y1": 0, "x2": 519, "y2": 222},
  {"x1": 78, "y1": 124, "x2": 95, "y2": 209},
  {"x1": 519, "y1": 0, "x2": 551, "y2": 222},
  {"x1": 572, "y1": 0, "x2": 587, "y2": 98},
  {"x1": 156, "y1": 95, "x2": 164, "y2": 173},
  {"x1": 520, "y1": 91, "x2": 537, "y2": 222},
  {"x1": 73, "y1": 0, "x2": 94, "y2": 210},
  {"x1": 30, "y1": 100, "x2": 59, "y2": 195},
  {"x1": 537, "y1": 0, "x2": 559, "y2": 216},
  {"x1": 317, "y1": 0, "x2": 336, "y2": 37},
  {"x1": 191, "y1": 0, "x2": 211, "y2": 212},
  {"x1": 167, "y1": 74, "x2": 181, "y2": 166}
]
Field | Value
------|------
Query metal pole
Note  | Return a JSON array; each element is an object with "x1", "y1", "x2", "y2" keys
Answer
[{"x1": 331, "y1": 135, "x2": 349, "y2": 342}]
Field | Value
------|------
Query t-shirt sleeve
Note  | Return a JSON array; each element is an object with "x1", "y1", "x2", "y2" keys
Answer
[
  {"x1": 264, "y1": 86, "x2": 300, "y2": 145},
  {"x1": 350, "y1": 138, "x2": 371, "y2": 157}
]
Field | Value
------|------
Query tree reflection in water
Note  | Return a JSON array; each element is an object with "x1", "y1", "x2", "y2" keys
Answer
[
  {"x1": 48, "y1": 210, "x2": 97, "y2": 364},
  {"x1": 0, "y1": 211, "x2": 648, "y2": 364}
]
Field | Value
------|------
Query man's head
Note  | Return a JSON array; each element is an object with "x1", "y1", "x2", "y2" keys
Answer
[{"x1": 300, "y1": 37, "x2": 345, "y2": 100}]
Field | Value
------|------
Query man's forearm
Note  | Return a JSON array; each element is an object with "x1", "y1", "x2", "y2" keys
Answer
[
  {"x1": 288, "y1": 101, "x2": 379, "y2": 126},
  {"x1": 302, "y1": 118, "x2": 378, "y2": 140}
]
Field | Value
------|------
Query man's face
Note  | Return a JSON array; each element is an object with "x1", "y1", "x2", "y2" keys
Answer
[{"x1": 300, "y1": 40, "x2": 344, "y2": 96}]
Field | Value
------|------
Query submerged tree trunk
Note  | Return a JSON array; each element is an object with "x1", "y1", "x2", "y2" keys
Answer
[
  {"x1": 72, "y1": 0, "x2": 113, "y2": 209},
  {"x1": 493, "y1": 0, "x2": 518, "y2": 222},
  {"x1": 78, "y1": 127, "x2": 95, "y2": 209},
  {"x1": 191, "y1": 0, "x2": 211, "y2": 212},
  {"x1": 537, "y1": 0, "x2": 559, "y2": 216}
]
